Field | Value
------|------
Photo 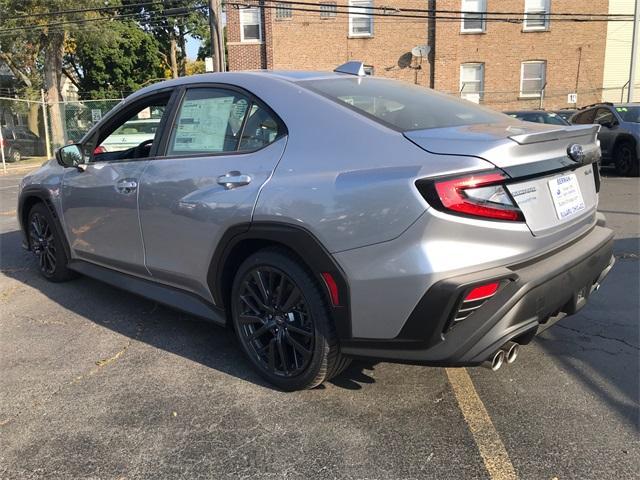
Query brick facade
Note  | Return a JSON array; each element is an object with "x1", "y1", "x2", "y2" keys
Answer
[{"x1": 226, "y1": 0, "x2": 608, "y2": 110}]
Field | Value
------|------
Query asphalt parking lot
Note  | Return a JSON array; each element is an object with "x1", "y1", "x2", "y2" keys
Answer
[{"x1": 0, "y1": 168, "x2": 638, "y2": 480}]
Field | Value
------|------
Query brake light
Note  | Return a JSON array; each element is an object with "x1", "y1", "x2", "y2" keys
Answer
[
  {"x1": 464, "y1": 282, "x2": 500, "y2": 301},
  {"x1": 417, "y1": 171, "x2": 524, "y2": 222},
  {"x1": 94, "y1": 145, "x2": 106, "y2": 154}
]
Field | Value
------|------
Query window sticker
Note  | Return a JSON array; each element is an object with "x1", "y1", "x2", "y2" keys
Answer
[{"x1": 173, "y1": 97, "x2": 235, "y2": 152}]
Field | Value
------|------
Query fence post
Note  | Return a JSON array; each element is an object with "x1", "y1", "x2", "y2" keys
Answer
[
  {"x1": 0, "y1": 126, "x2": 6, "y2": 174},
  {"x1": 41, "y1": 89, "x2": 52, "y2": 159}
]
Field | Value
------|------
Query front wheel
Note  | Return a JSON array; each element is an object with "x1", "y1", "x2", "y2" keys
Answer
[
  {"x1": 614, "y1": 141, "x2": 639, "y2": 177},
  {"x1": 231, "y1": 248, "x2": 350, "y2": 391},
  {"x1": 8, "y1": 149, "x2": 20, "y2": 163},
  {"x1": 28, "y1": 203, "x2": 76, "y2": 282}
]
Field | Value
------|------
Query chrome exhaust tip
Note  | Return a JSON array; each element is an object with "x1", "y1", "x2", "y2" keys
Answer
[
  {"x1": 483, "y1": 350, "x2": 505, "y2": 371},
  {"x1": 501, "y1": 341, "x2": 519, "y2": 364}
]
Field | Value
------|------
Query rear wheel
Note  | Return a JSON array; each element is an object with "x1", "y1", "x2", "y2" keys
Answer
[
  {"x1": 231, "y1": 248, "x2": 349, "y2": 391},
  {"x1": 614, "y1": 141, "x2": 639, "y2": 177},
  {"x1": 28, "y1": 203, "x2": 75, "y2": 282}
]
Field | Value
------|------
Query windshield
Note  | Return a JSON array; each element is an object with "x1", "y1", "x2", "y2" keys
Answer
[
  {"x1": 615, "y1": 106, "x2": 640, "y2": 123},
  {"x1": 301, "y1": 77, "x2": 508, "y2": 131}
]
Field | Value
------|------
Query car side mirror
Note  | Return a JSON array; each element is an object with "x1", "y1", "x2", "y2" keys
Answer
[{"x1": 56, "y1": 144, "x2": 85, "y2": 170}]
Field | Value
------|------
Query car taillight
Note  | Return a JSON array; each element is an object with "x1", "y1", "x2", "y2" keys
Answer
[
  {"x1": 416, "y1": 170, "x2": 524, "y2": 222},
  {"x1": 94, "y1": 145, "x2": 106, "y2": 154}
]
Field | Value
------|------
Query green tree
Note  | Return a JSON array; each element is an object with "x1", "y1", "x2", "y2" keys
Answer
[
  {"x1": 67, "y1": 21, "x2": 165, "y2": 99},
  {"x1": 124, "y1": 0, "x2": 208, "y2": 78}
]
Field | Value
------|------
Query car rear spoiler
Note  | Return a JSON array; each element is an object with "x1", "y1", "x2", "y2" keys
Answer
[{"x1": 508, "y1": 124, "x2": 600, "y2": 145}]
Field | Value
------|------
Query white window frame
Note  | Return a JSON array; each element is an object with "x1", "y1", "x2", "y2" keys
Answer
[
  {"x1": 459, "y1": 63, "x2": 484, "y2": 103},
  {"x1": 523, "y1": 0, "x2": 550, "y2": 31},
  {"x1": 349, "y1": 0, "x2": 374, "y2": 37},
  {"x1": 520, "y1": 61, "x2": 546, "y2": 98},
  {"x1": 460, "y1": 0, "x2": 486, "y2": 33},
  {"x1": 239, "y1": 7, "x2": 262, "y2": 43}
]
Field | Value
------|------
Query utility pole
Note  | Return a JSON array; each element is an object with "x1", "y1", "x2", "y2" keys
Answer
[
  {"x1": 208, "y1": 0, "x2": 224, "y2": 72},
  {"x1": 629, "y1": 0, "x2": 639, "y2": 102}
]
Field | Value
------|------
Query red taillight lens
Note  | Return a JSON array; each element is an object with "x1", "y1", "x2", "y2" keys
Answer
[
  {"x1": 93, "y1": 145, "x2": 106, "y2": 155},
  {"x1": 464, "y1": 282, "x2": 500, "y2": 301},
  {"x1": 418, "y1": 171, "x2": 524, "y2": 222}
]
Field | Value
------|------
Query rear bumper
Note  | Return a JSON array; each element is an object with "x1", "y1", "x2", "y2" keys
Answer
[{"x1": 340, "y1": 224, "x2": 615, "y2": 366}]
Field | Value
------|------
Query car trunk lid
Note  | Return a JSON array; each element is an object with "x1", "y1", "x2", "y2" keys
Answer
[{"x1": 404, "y1": 123, "x2": 601, "y2": 236}]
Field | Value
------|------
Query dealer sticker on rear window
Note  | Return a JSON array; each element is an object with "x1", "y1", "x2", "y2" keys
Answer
[{"x1": 548, "y1": 173, "x2": 586, "y2": 220}]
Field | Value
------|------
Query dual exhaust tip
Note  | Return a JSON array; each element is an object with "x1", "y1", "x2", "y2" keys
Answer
[{"x1": 483, "y1": 341, "x2": 519, "y2": 371}]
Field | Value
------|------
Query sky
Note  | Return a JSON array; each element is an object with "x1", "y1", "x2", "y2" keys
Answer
[{"x1": 186, "y1": 36, "x2": 201, "y2": 59}]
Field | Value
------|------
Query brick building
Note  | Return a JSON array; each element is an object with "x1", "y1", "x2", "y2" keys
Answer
[{"x1": 226, "y1": 0, "x2": 609, "y2": 110}]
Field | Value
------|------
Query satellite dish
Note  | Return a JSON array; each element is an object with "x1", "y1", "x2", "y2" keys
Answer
[{"x1": 411, "y1": 45, "x2": 431, "y2": 58}]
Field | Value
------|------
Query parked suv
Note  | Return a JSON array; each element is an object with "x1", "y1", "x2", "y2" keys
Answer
[
  {"x1": 1, "y1": 126, "x2": 43, "y2": 162},
  {"x1": 571, "y1": 103, "x2": 640, "y2": 176},
  {"x1": 18, "y1": 65, "x2": 614, "y2": 390}
]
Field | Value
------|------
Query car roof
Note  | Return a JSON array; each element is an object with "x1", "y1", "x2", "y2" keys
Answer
[{"x1": 131, "y1": 70, "x2": 347, "y2": 98}]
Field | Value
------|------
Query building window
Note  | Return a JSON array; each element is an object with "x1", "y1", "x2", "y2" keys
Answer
[
  {"x1": 275, "y1": 3, "x2": 293, "y2": 20},
  {"x1": 349, "y1": 0, "x2": 373, "y2": 37},
  {"x1": 461, "y1": 0, "x2": 486, "y2": 33},
  {"x1": 320, "y1": 2, "x2": 338, "y2": 18},
  {"x1": 460, "y1": 63, "x2": 484, "y2": 103},
  {"x1": 240, "y1": 7, "x2": 262, "y2": 42},
  {"x1": 524, "y1": 0, "x2": 550, "y2": 31},
  {"x1": 520, "y1": 61, "x2": 546, "y2": 97}
]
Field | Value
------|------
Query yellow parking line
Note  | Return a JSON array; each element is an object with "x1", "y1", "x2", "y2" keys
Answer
[{"x1": 446, "y1": 368, "x2": 518, "y2": 480}]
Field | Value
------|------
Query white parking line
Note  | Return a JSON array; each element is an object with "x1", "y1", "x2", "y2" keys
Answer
[
  {"x1": 0, "y1": 185, "x2": 19, "y2": 190},
  {"x1": 446, "y1": 368, "x2": 518, "y2": 480}
]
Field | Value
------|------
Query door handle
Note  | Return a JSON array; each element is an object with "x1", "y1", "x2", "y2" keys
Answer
[
  {"x1": 217, "y1": 171, "x2": 252, "y2": 189},
  {"x1": 115, "y1": 179, "x2": 138, "y2": 194}
]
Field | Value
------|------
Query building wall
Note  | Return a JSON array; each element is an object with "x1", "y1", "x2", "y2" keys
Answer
[
  {"x1": 226, "y1": 4, "x2": 268, "y2": 71},
  {"x1": 226, "y1": 0, "x2": 609, "y2": 110},
  {"x1": 268, "y1": 0, "x2": 429, "y2": 85},
  {"x1": 602, "y1": 0, "x2": 639, "y2": 102},
  {"x1": 434, "y1": 0, "x2": 608, "y2": 110}
]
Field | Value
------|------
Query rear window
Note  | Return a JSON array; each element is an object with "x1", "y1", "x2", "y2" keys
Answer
[{"x1": 301, "y1": 77, "x2": 507, "y2": 131}]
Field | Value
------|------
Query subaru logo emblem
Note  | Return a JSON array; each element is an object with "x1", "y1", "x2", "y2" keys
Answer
[{"x1": 567, "y1": 144, "x2": 585, "y2": 163}]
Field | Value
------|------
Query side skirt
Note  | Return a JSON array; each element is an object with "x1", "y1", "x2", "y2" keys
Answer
[{"x1": 68, "y1": 260, "x2": 227, "y2": 325}]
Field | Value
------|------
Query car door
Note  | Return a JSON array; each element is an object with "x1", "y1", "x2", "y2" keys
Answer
[
  {"x1": 593, "y1": 107, "x2": 617, "y2": 159},
  {"x1": 137, "y1": 86, "x2": 287, "y2": 301},
  {"x1": 60, "y1": 91, "x2": 174, "y2": 276}
]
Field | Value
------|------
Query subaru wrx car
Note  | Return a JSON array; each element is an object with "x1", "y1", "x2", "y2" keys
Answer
[{"x1": 18, "y1": 63, "x2": 614, "y2": 390}]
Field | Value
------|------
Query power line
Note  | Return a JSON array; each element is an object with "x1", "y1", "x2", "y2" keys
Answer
[
  {"x1": 0, "y1": 1, "x2": 167, "y2": 22},
  {"x1": 0, "y1": 6, "x2": 208, "y2": 34},
  {"x1": 248, "y1": 0, "x2": 633, "y2": 19},
  {"x1": 224, "y1": 1, "x2": 634, "y2": 22}
]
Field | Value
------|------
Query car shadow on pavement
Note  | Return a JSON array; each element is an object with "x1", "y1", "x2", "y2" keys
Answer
[
  {"x1": 536, "y1": 236, "x2": 639, "y2": 428},
  {"x1": 0, "y1": 229, "x2": 378, "y2": 391}
]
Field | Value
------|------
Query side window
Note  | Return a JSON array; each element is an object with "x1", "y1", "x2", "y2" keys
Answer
[
  {"x1": 167, "y1": 88, "x2": 282, "y2": 156},
  {"x1": 594, "y1": 108, "x2": 615, "y2": 126},
  {"x1": 96, "y1": 97, "x2": 169, "y2": 161},
  {"x1": 572, "y1": 109, "x2": 596, "y2": 125}
]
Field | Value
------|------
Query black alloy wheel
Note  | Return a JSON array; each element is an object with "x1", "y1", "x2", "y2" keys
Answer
[
  {"x1": 231, "y1": 248, "x2": 350, "y2": 390},
  {"x1": 27, "y1": 203, "x2": 76, "y2": 282},
  {"x1": 236, "y1": 266, "x2": 314, "y2": 377},
  {"x1": 614, "y1": 142, "x2": 639, "y2": 177},
  {"x1": 29, "y1": 210, "x2": 57, "y2": 276}
]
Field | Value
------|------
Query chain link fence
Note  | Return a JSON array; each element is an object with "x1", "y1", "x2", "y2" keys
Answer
[{"x1": 0, "y1": 95, "x2": 122, "y2": 171}]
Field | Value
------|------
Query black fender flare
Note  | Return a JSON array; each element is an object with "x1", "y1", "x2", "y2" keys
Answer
[{"x1": 207, "y1": 222, "x2": 352, "y2": 339}]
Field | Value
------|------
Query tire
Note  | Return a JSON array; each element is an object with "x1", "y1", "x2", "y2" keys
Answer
[
  {"x1": 27, "y1": 203, "x2": 76, "y2": 282},
  {"x1": 7, "y1": 149, "x2": 20, "y2": 163},
  {"x1": 231, "y1": 247, "x2": 350, "y2": 391},
  {"x1": 614, "y1": 141, "x2": 639, "y2": 177}
]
